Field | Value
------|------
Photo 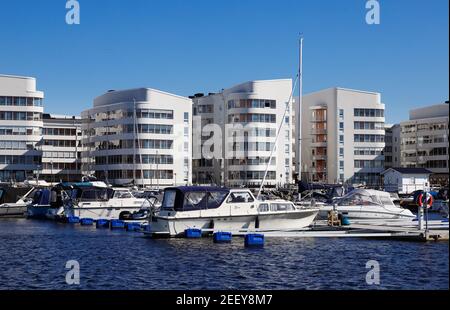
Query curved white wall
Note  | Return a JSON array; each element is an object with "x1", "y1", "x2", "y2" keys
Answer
[{"x1": 82, "y1": 88, "x2": 192, "y2": 187}]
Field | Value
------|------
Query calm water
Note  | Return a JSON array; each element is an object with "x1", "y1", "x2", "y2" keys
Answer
[{"x1": 0, "y1": 219, "x2": 448, "y2": 290}]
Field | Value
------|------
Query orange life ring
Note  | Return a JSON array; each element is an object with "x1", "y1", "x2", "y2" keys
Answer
[{"x1": 417, "y1": 193, "x2": 433, "y2": 208}]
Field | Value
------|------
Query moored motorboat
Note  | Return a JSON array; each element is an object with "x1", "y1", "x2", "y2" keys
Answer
[
  {"x1": 26, "y1": 188, "x2": 61, "y2": 219},
  {"x1": 146, "y1": 186, "x2": 319, "y2": 237},
  {"x1": 0, "y1": 186, "x2": 35, "y2": 218},
  {"x1": 59, "y1": 182, "x2": 151, "y2": 220},
  {"x1": 317, "y1": 188, "x2": 416, "y2": 220}
]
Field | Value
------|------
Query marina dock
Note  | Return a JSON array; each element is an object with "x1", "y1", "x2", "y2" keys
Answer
[{"x1": 191, "y1": 219, "x2": 449, "y2": 242}]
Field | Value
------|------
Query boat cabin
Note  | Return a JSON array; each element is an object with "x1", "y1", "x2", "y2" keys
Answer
[
  {"x1": 65, "y1": 182, "x2": 139, "y2": 202},
  {"x1": 162, "y1": 186, "x2": 231, "y2": 211}
]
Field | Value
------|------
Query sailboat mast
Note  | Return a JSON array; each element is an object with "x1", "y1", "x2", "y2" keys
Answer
[
  {"x1": 296, "y1": 35, "x2": 303, "y2": 182},
  {"x1": 133, "y1": 98, "x2": 137, "y2": 186}
]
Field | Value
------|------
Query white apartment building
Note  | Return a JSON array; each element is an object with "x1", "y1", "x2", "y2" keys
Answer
[
  {"x1": 192, "y1": 79, "x2": 294, "y2": 188},
  {"x1": 0, "y1": 75, "x2": 44, "y2": 182},
  {"x1": 300, "y1": 88, "x2": 386, "y2": 187},
  {"x1": 41, "y1": 114, "x2": 83, "y2": 183},
  {"x1": 81, "y1": 88, "x2": 192, "y2": 187},
  {"x1": 400, "y1": 103, "x2": 449, "y2": 186}
]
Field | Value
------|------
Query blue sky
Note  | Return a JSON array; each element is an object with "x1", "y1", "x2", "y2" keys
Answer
[{"x1": 0, "y1": 0, "x2": 448, "y2": 124}]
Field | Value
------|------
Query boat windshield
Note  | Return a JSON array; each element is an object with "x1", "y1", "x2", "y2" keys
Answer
[
  {"x1": 226, "y1": 191, "x2": 254, "y2": 203},
  {"x1": 338, "y1": 192, "x2": 380, "y2": 206},
  {"x1": 113, "y1": 190, "x2": 133, "y2": 199},
  {"x1": 72, "y1": 188, "x2": 111, "y2": 202},
  {"x1": 162, "y1": 189, "x2": 177, "y2": 210},
  {"x1": 31, "y1": 189, "x2": 51, "y2": 205}
]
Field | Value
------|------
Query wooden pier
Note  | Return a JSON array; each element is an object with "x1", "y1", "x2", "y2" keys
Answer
[{"x1": 224, "y1": 219, "x2": 449, "y2": 242}]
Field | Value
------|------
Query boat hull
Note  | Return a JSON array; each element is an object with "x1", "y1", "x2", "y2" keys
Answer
[
  {"x1": 64, "y1": 205, "x2": 144, "y2": 220},
  {"x1": 149, "y1": 210, "x2": 319, "y2": 237},
  {"x1": 27, "y1": 205, "x2": 58, "y2": 219},
  {"x1": 318, "y1": 205, "x2": 416, "y2": 220},
  {"x1": 0, "y1": 204, "x2": 27, "y2": 218}
]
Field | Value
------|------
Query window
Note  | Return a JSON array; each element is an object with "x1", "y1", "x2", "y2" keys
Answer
[
  {"x1": 184, "y1": 112, "x2": 189, "y2": 123},
  {"x1": 227, "y1": 192, "x2": 254, "y2": 203},
  {"x1": 354, "y1": 134, "x2": 385, "y2": 143},
  {"x1": 339, "y1": 148, "x2": 344, "y2": 157},
  {"x1": 354, "y1": 108, "x2": 384, "y2": 118},
  {"x1": 162, "y1": 190, "x2": 177, "y2": 209},
  {"x1": 339, "y1": 122, "x2": 344, "y2": 130},
  {"x1": 339, "y1": 109, "x2": 344, "y2": 119},
  {"x1": 258, "y1": 203, "x2": 269, "y2": 212},
  {"x1": 339, "y1": 135, "x2": 344, "y2": 143},
  {"x1": 269, "y1": 203, "x2": 294, "y2": 212},
  {"x1": 113, "y1": 191, "x2": 132, "y2": 199}
]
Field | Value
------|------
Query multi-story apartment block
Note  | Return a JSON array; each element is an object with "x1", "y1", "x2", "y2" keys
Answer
[
  {"x1": 41, "y1": 114, "x2": 83, "y2": 183},
  {"x1": 81, "y1": 88, "x2": 192, "y2": 187},
  {"x1": 300, "y1": 88, "x2": 386, "y2": 187},
  {"x1": 192, "y1": 79, "x2": 294, "y2": 188},
  {"x1": 0, "y1": 75, "x2": 44, "y2": 182},
  {"x1": 400, "y1": 103, "x2": 449, "y2": 186}
]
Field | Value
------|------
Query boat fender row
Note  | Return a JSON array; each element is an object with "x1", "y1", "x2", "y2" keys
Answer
[
  {"x1": 80, "y1": 218, "x2": 94, "y2": 226},
  {"x1": 184, "y1": 229, "x2": 264, "y2": 247},
  {"x1": 184, "y1": 228, "x2": 202, "y2": 238},
  {"x1": 67, "y1": 216, "x2": 80, "y2": 224},
  {"x1": 126, "y1": 222, "x2": 142, "y2": 232},
  {"x1": 245, "y1": 234, "x2": 264, "y2": 247},
  {"x1": 213, "y1": 231, "x2": 232, "y2": 243},
  {"x1": 110, "y1": 219, "x2": 126, "y2": 229},
  {"x1": 96, "y1": 219, "x2": 110, "y2": 228}
]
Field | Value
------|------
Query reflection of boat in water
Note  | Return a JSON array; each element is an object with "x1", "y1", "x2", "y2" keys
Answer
[
  {"x1": 60, "y1": 182, "x2": 151, "y2": 220},
  {"x1": 318, "y1": 189, "x2": 415, "y2": 220},
  {"x1": 148, "y1": 186, "x2": 319, "y2": 237}
]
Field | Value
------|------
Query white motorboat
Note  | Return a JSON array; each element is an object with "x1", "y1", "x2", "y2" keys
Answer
[
  {"x1": 318, "y1": 188, "x2": 416, "y2": 220},
  {"x1": 147, "y1": 186, "x2": 319, "y2": 237},
  {"x1": 0, "y1": 187, "x2": 35, "y2": 218},
  {"x1": 59, "y1": 182, "x2": 151, "y2": 220}
]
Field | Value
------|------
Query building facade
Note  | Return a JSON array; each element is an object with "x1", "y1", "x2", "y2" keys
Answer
[
  {"x1": 384, "y1": 124, "x2": 401, "y2": 169},
  {"x1": 300, "y1": 88, "x2": 386, "y2": 187},
  {"x1": 41, "y1": 114, "x2": 83, "y2": 183},
  {"x1": 381, "y1": 167, "x2": 432, "y2": 194},
  {"x1": 0, "y1": 75, "x2": 44, "y2": 182},
  {"x1": 81, "y1": 88, "x2": 192, "y2": 187},
  {"x1": 400, "y1": 103, "x2": 449, "y2": 186},
  {"x1": 192, "y1": 79, "x2": 294, "y2": 188}
]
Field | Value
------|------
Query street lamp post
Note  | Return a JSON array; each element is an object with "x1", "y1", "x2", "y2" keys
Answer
[{"x1": 50, "y1": 160, "x2": 54, "y2": 184}]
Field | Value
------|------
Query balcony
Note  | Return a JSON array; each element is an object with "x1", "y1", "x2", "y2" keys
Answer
[
  {"x1": 311, "y1": 117, "x2": 327, "y2": 123},
  {"x1": 311, "y1": 128, "x2": 327, "y2": 135},
  {"x1": 312, "y1": 154, "x2": 327, "y2": 161},
  {"x1": 310, "y1": 168, "x2": 327, "y2": 175}
]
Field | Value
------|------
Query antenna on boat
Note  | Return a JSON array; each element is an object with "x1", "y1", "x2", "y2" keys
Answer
[{"x1": 257, "y1": 73, "x2": 299, "y2": 199}]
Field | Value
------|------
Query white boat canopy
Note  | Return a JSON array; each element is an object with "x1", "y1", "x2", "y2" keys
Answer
[{"x1": 338, "y1": 189, "x2": 396, "y2": 207}]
